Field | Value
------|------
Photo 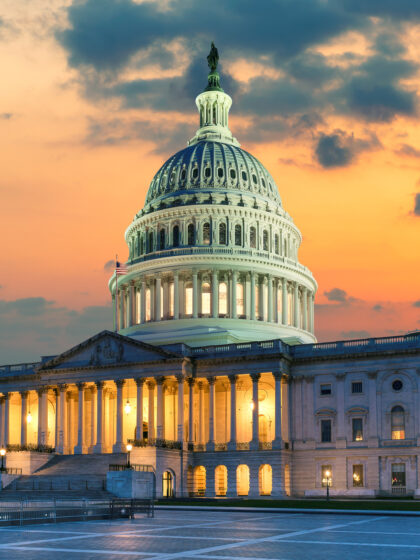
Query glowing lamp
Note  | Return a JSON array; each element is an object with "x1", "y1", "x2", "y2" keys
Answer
[
  {"x1": 0, "y1": 449, "x2": 5, "y2": 457},
  {"x1": 27, "y1": 411, "x2": 32, "y2": 424},
  {"x1": 126, "y1": 443, "x2": 133, "y2": 452},
  {"x1": 124, "y1": 400, "x2": 131, "y2": 414}
]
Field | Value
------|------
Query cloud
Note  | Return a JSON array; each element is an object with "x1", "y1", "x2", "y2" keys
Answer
[
  {"x1": 315, "y1": 130, "x2": 381, "y2": 168},
  {"x1": 0, "y1": 297, "x2": 55, "y2": 316},
  {"x1": 340, "y1": 329, "x2": 371, "y2": 339},
  {"x1": 414, "y1": 194, "x2": 420, "y2": 216},
  {"x1": 395, "y1": 144, "x2": 420, "y2": 158},
  {"x1": 413, "y1": 300, "x2": 420, "y2": 308},
  {"x1": 0, "y1": 113, "x2": 12, "y2": 120},
  {"x1": 324, "y1": 288, "x2": 349, "y2": 302},
  {"x1": 104, "y1": 259, "x2": 115, "y2": 272},
  {"x1": 372, "y1": 304, "x2": 384, "y2": 312}
]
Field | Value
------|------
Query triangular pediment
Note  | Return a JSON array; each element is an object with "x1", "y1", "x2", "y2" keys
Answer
[{"x1": 37, "y1": 330, "x2": 178, "y2": 371}]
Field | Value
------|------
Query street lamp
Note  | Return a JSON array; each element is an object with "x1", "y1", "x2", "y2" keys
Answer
[
  {"x1": 126, "y1": 443, "x2": 133, "y2": 469},
  {"x1": 324, "y1": 470, "x2": 331, "y2": 501},
  {"x1": 0, "y1": 448, "x2": 6, "y2": 472}
]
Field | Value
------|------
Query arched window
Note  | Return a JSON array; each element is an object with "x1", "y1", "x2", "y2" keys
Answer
[
  {"x1": 391, "y1": 406, "x2": 405, "y2": 440},
  {"x1": 145, "y1": 288, "x2": 151, "y2": 321},
  {"x1": 201, "y1": 282, "x2": 211, "y2": 315},
  {"x1": 263, "y1": 230, "x2": 269, "y2": 251},
  {"x1": 148, "y1": 231, "x2": 154, "y2": 253},
  {"x1": 187, "y1": 223, "x2": 195, "y2": 246},
  {"x1": 203, "y1": 222, "x2": 210, "y2": 245},
  {"x1": 219, "y1": 223, "x2": 227, "y2": 245},
  {"x1": 236, "y1": 283, "x2": 244, "y2": 317},
  {"x1": 169, "y1": 282, "x2": 174, "y2": 318},
  {"x1": 194, "y1": 466, "x2": 206, "y2": 496},
  {"x1": 219, "y1": 282, "x2": 228, "y2": 315},
  {"x1": 235, "y1": 224, "x2": 242, "y2": 246},
  {"x1": 162, "y1": 471, "x2": 174, "y2": 498},
  {"x1": 173, "y1": 225, "x2": 180, "y2": 247},
  {"x1": 259, "y1": 464, "x2": 272, "y2": 496},
  {"x1": 215, "y1": 465, "x2": 227, "y2": 497},
  {"x1": 236, "y1": 465, "x2": 250, "y2": 496},
  {"x1": 274, "y1": 234, "x2": 279, "y2": 255},
  {"x1": 185, "y1": 282, "x2": 193, "y2": 316},
  {"x1": 159, "y1": 228, "x2": 165, "y2": 250},
  {"x1": 250, "y1": 227, "x2": 256, "y2": 249}
]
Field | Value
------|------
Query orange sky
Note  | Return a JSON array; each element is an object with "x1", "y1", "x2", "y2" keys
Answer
[{"x1": 0, "y1": 1, "x2": 419, "y2": 362}]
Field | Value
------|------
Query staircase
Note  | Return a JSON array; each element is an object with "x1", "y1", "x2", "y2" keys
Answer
[{"x1": 0, "y1": 454, "x2": 127, "y2": 500}]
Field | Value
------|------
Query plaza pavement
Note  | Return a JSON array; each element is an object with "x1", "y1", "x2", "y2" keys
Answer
[{"x1": 0, "y1": 509, "x2": 418, "y2": 559}]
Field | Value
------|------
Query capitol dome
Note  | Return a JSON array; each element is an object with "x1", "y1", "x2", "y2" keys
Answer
[{"x1": 110, "y1": 47, "x2": 317, "y2": 347}]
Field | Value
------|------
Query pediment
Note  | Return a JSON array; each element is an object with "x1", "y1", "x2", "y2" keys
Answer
[{"x1": 37, "y1": 330, "x2": 177, "y2": 371}]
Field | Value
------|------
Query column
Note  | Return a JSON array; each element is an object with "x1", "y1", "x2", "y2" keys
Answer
[
  {"x1": 112, "y1": 379, "x2": 125, "y2": 452},
  {"x1": 112, "y1": 294, "x2": 116, "y2": 331},
  {"x1": 54, "y1": 388, "x2": 59, "y2": 450},
  {"x1": 226, "y1": 466, "x2": 237, "y2": 497},
  {"x1": 140, "y1": 278, "x2": 146, "y2": 323},
  {"x1": 156, "y1": 377, "x2": 165, "y2": 440},
  {"x1": 176, "y1": 375, "x2": 185, "y2": 444},
  {"x1": 309, "y1": 292, "x2": 314, "y2": 333},
  {"x1": 198, "y1": 382, "x2": 205, "y2": 445},
  {"x1": 336, "y1": 373, "x2": 346, "y2": 448},
  {"x1": 37, "y1": 387, "x2": 48, "y2": 446},
  {"x1": 231, "y1": 270, "x2": 237, "y2": 319},
  {"x1": 74, "y1": 382, "x2": 87, "y2": 454},
  {"x1": 3, "y1": 394, "x2": 10, "y2": 447},
  {"x1": 90, "y1": 385, "x2": 97, "y2": 451},
  {"x1": 192, "y1": 271, "x2": 198, "y2": 318},
  {"x1": 162, "y1": 277, "x2": 169, "y2": 320},
  {"x1": 250, "y1": 373, "x2": 260, "y2": 450},
  {"x1": 57, "y1": 384, "x2": 67, "y2": 454},
  {"x1": 0, "y1": 397, "x2": 4, "y2": 447},
  {"x1": 368, "y1": 372, "x2": 379, "y2": 446},
  {"x1": 273, "y1": 372, "x2": 283, "y2": 448},
  {"x1": 128, "y1": 281, "x2": 135, "y2": 327},
  {"x1": 119, "y1": 288, "x2": 125, "y2": 330},
  {"x1": 174, "y1": 272, "x2": 179, "y2": 319},
  {"x1": 68, "y1": 391, "x2": 74, "y2": 452},
  {"x1": 282, "y1": 277, "x2": 288, "y2": 325},
  {"x1": 20, "y1": 391, "x2": 28, "y2": 446},
  {"x1": 293, "y1": 283, "x2": 299, "y2": 327},
  {"x1": 135, "y1": 378, "x2": 145, "y2": 440},
  {"x1": 155, "y1": 275, "x2": 162, "y2": 321},
  {"x1": 208, "y1": 377, "x2": 216, "y2": 451},
  {"x1": 228, "y1": 375, "x2": 237, "y2": 450},
  {"x1": 302, "y1": 287, "x2": 308, "y2": 331},
  {"x1": 187, "y1": 378, "x2": 195, "y2": 444},
  {"x1": 211, "y1": 270, "x2": 218, "y2": 318},
  {"x1": 250, "y1": 272, "x2": 256, "y2": 321},
  {"x1": 93, "y1": 381, "x2": 105, "y2": 453},
  {"x1": 267, "y1": 275, "x2": 273, "y2": 322},
  {"x1": 147, "y1": 381, "x2": 155, "y2": 440}
]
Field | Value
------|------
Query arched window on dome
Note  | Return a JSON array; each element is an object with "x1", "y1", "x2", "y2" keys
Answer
[
  {"x1": 201, "y1": 282, "x2": 211, "y2": 316},
  {"x1": 185, "y1": 282, "x2": 193, "y2": 316},
  {"x1": 235, "y1": 224, "x2": 242, "y2": 247},
  {"x1": 219, "y1": 223, "x2": 227, "y2": 245},
  {"x1": 203, "y1": 222, "x2": 211, "y2": 245},
  {"x1": 173, "y1": 225, "x2": 180, "y2": 247},
  {"x1": 236, "y1": 283, "x2": 244, "y2": 317},
  {"x1": 145, "y1": 288, "x2": 151, "y2": 321},
  {"x1": 263, "y1": 230, "x2": 269, "y2": 251},
  {"x1": 159, "y1": 229, "x2": 165, "y2": 251},
  {"x1": 250, "y1": 227, "x2": 256, "y2": 249},
  {"x1": 187, "y1": 223, "x2": 195, "y2": 246},
  {"x1": 219, "y1": 282, "x2": 228, "y2": 316},
  {"x1": 274, "y1": 234, "x2": 279, "y2": 255},
  {"x1": 148, "y1": 231, "x2": 154, "y2": 253},
  {"x1": 169, "y1": 282, "x2": 174, "y2": 318},
  {"x1": 391, "y1": 406, "x2": 405, "y2": 440}
]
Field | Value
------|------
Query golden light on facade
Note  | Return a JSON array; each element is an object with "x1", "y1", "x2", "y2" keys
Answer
[
  {"x1": 124, "y1": 400, "x2": 131, "y2": 414},
  {"x1": 27, "y1": 411, "x2": 32, "y2": 423}
]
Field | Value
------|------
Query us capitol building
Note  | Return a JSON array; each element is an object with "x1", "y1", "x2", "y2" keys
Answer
[{"x1": 1, "y1": 46, "x2": 419, "y2": 499}]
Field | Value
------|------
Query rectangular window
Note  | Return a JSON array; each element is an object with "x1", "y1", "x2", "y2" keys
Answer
[
  {"x1": 169, "y1": 283, "x2": 174, "y2": 318},
  {"x1": 352, "y1": 418, "x2": 363, "y2": 441},
  {"x1": 321, "y1": 465, "x2": 332, "y2": 487},
  {"x1": 352, "y1": 381, "x2": 363, "y2": 394},
  {"x1": 185, "y1": 285, "x2": 193, "y2": 315},
  {"x1": 352, "y1": 465, "x2": 364, "y2": 487},
  {"x1": 320, "y1": 383, "x2": 332, "y2": 396},
  {"x1": 321, "y1": 419, "x2": 332, "y2": 442},
  {"x1": 391, "y1": 463, "x2": 406, "y2": 487}
]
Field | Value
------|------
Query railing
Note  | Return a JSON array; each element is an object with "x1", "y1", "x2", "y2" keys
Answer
[
  {"x1": 109, "y1": 464, "x2": 154, "y2": 472},
  {"x1": 128, "y1": 438, "x2": 182, "y2": 450},
  {"x1": 0, "y1": 362, "x2": 39, "y2": 376},
  {"x1": 259, "y1": 442, "x2": 272, "y2": 450},
  {"x1": 190, "y1": 338, "x2": 289, "y2": 357},
  {"x1": 6, "y1": 444, "x2": 55, "y2": 453},
  {"x1": 214, "y1": 443, "x2": 228, "y2": 452},
  {"x1": 391, "y1": 487, "x2": 406, "y2": 496},
  {"x1": 193, "y1": 444, "x2": 207, "y2": 452},
  {"x1": 0, "y1": 498, "x2": 154, "y2": 526},
  {"x1": 0, "y1": 468, "x2": 22, "y2": 475},
  {"x1": 236, "y1": 442, "x2": 250, "y2": 451}
]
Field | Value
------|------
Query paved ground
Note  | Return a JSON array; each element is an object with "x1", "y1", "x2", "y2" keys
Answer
[{"x1": 0, "y1": 509, "x2": 418, "y2": 559}]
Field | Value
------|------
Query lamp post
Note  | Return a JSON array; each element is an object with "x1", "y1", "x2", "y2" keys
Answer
[
  {"x1": 126, "y1": 443, "x2": 133, "y2": 469},
  {"x1": 325, "y1": 470, "x2": 331, "y2": 501},
  {"x1": 0, "y1": 448, "x2": 6, "y2": 472}
]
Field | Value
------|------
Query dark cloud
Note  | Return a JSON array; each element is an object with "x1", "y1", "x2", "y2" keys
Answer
[
  {"x1": 0, "y1": 297, "x2": 55, "y2": 316},
  {"x1": 414, "y1": 194, "x2": 420, "y2": 217},
  {"x1": 315, "y1": 129, "x2": 381, "y2": 168},
  {"x1": 372, "y1": 304, "x2": 384, "y2": 312},
  {"x1": 104, "y1": 259, "x2": 115, "y2": 272},
  {"x1": 395, "y1": 144, "x2": 420, "y2": 158},
  {"x1": 340, "y1": 329, "x2": 371, "y2": 339},
  {"x1": 341, "y1": 0, "x2": 420, "y2": 20},
  {"x1": 0, "y1": 113, "x2": 12, "y2": 120},
  {"x1": 413, "y1": 300, "x2": 420, "y2": 308},
  {"x1": 324, "y1": 288, "x2": 348, "y2": 303}
]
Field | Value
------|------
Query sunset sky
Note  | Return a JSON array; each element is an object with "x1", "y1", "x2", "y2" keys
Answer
[{"x1": 1, "y1": 0, "x2": 419, "y2": 363}]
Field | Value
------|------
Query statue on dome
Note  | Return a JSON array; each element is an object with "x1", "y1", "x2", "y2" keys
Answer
[{"x1": 207, "y1": 42, "x2": 219, "y2": 73}]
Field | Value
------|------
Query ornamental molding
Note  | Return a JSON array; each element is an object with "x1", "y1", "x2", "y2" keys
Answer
[{"x1": 89, "y1": 339, "x2": 124, "y2": 366}]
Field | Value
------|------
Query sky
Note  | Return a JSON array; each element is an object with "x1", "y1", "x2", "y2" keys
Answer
[{"x1": 0, "y1": 0, "x2": 419, "y2": 363}]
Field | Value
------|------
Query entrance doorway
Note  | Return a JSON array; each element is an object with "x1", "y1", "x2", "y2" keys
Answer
[{"x1": 162, "y1": 471, "x2": 174, "y2": 497}]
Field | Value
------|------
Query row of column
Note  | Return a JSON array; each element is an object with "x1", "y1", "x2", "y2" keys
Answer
[
  {"x1": 0, "y1": 372, "x2": 287, "y2": 453},
  {"x1": 115, "y1": 270, "x2": 315, "y2": 333}
]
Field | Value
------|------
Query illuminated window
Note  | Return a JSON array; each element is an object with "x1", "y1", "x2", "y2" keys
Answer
[
  {"x1": 201, "y1": 282, "x2": 211, "y2": 315},
  {"x1": 219, "y1": 223, "x2": 227, "y2": 245},
  {"x1": 259, "y1": 464, "x2": 272, "y2": 496},
  {"x1": 215, "y1": 465, "x2": 227, "y2": 497},
  {"x1": 173, "y1": 225, "x2": 180, "y2": 247},
  {"x1": 145, "y1": 288, "x2": 151, "y2": 321},
  {"x1": 187, "y1": 224, "x2": 195, "y2": 245},
  {"x1": 263, "y1": 230, "x2": 269, "y2": 251},
  {"x1": 203, "y1": 222, "x2": 210, "y2": 245},
  {"x1": 274, "y1": 234, "x2": 279, "y2": 254},
  {"x1": 185, "y1": 283, "x2": 193, "y2": 315},
  {"x1": 391, "y1": 406, "x2": 405, "y2": 440},
  {"x1": 321, "y1": 419, "x2": 331, "y2": 442},
  {"x1": 250, "y1": 227, "x2": 256, "y2": 248},
  {"x1": 321, "y1": 465, "x2": 332, "y2": 487},
  {"x1": 255, "y1": 284, "x2": 259, "y2": 319},
  {"x1": 219, "y1": 282, "x2": 228, "y2": 315},
  {"x1": 352, "y1": 418, "x2": 363, "y2": 441},
  {"x1": 235, "y1": 225, "x2": 242, "y2": 246},
  {"x1": 391, "y1": 463, "x2": 406, "y2": 487},
  {"x1": 160, "y1": 284, "x2": 164, "y2": 319},
  {"x1": 236, "y1": 283, "x2": 244, "y2": 316},
  {"x1": 169, "y1": 283, "x2": 174, "y2": 317},
  {"x1": 237, "y1": 465, "x2": 250, "y2": 496},
  {"x1": 353, "y1": 465, "x2": 364, "y2": 487}
]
